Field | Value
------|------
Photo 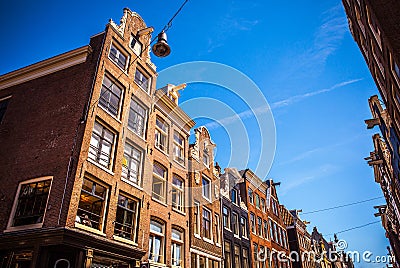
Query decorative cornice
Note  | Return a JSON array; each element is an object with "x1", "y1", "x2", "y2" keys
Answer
[{"x1": 0, "y1": 46, "x2": 92, "y2": 90}]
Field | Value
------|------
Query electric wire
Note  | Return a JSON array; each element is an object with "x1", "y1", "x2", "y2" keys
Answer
[
  {"x1": 324, "y1": 220, "x2": 381, "y2": 237},
  {"x1": 300, "y1": 196, "x2": 384, "y2": 215}
]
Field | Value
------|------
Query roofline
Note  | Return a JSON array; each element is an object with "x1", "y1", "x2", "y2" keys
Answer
[{"x1": 0, "y1": 45, "x2": 93, "y2": 90}]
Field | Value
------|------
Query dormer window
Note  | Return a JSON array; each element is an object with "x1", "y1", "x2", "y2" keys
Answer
[
  {"x1": 203, "y1": 149, "x2": 210, "y2": 168},
  {"x1": 130, "y1": 35, "x2": 142, "y2": 56}
]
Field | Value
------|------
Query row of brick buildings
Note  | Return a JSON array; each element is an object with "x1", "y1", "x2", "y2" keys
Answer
[
  {"x1": 341, "y1": 0, "x2": 400, "y2": 267},
  {"x1": 0, "y1": 8, "x2": 354, "y2": 268}
]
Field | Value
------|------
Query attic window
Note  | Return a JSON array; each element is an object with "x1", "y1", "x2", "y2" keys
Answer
[{"x1": 130, "y1": 35, "x2": 142, "y2": 56}]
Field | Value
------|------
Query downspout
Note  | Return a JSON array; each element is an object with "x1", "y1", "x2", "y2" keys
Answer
[{"x1": 57, "y1": 32, "x2": 107, "y2": 226}]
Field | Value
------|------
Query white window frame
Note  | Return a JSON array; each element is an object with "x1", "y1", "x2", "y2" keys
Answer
[
  {"x1": 155, "y1": 116, "x2": 169, "y2": 153},
  {"x1": 128, "y1": 98, "x2": 148, "y2": 138},
  {"x1": 134, "y1": 67, "x2": 151, "y2": 93},
  {"x1": 232, "y1": 212, "x2": 239, "y2": 237},
  {"x1": 202, "y1": 176, "x2": 211, "y2": 201},
  {"x1": 152, "y1": 162, "x2": 167, "y2": 203},
  {"x1": 172, "y1": 175, "x2": 184, "y2": 212},
  {"x1": 6, "y1": 176, "x2": 53, "y2": 231},
  {"x1": 88, "y1": 121, "x2": 116, "y2": 170},
  {"x1": 130, "y1": 35, "x2": 143, "y2": 56},
  {"x1": 214, "y1": 213, "x2": 221, "y2": 245},
  {"x1": 173, "y1": 131, "x2": 185, "y2": 165},
  {"x1": 240, "y1": 216, "x2": 248, "y2": 238},
  {"x1": 121, "y1": 142, "x2": 143, "y2": 186},
  {"x1": 171, "y1": 228, "x2": 184, "y2": 267},
  {"x1": 222, "y1": 206, "x2": 231, "y2": 230},
  {"x1": 194, "y1": 201, "x2": 201, "y2": 236},
  {"x1": 108, "y1": 42, "x2": 129, "y2": 70},
  {"x1": 113, "y1": 193, "x2": 139, "y2": 242},
  {"x1": 99, "y1": 75, "x2": 123, "y2": 118},
  {"x1": 202, "y1": 207, "x2": 212, "y2": 241},
  {"x1": 149, "y1": 219, "x2": 165, "y2": 264}
]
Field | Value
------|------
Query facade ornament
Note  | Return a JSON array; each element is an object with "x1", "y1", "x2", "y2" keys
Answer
[{"x1": 194, "y1": 172, "x2": 200, "y2": 184}]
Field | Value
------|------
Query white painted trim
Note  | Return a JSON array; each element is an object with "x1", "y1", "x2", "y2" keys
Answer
[
  {"x1": 6, "y1": 176, "x2": 53, "y2": 231},
  {"x1": 0, "y1": 46, "x2": 92, "y2": 90},
  {"x1": 189, "y1": 248, "x2": 222, "y2": 261},
  {"x1": 0, "y1": 95, "x2": 11, "y2": 102}
]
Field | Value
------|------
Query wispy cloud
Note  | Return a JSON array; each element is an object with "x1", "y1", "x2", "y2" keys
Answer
[{"x1": 204, "y1": 78, "x2": 362, "y2": 130}]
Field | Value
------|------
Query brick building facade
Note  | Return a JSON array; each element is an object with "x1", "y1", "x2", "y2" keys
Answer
[
  {"x1": 0, "y1": 8, "x2": 194, "y2": 268},
  {"x1": 342, "y1": 0, "x2": 400, "y2": 265}
]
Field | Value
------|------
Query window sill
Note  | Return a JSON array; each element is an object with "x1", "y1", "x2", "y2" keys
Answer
[
  {"x1": 113, "y1": 235, "x2": 138, "y2": 246},
  {"x1": 155, "y1": 145, "x2": 169, "y2": 156},
  {"x1": 242, "y1": 236, "x2": 249, "y2": 240},
  {"x1": 224, "y1": 227, "x2": 232, "y2": 232},
  {"x1": 172, "y1": 208, "x2": 186, "y2": 216},
  {"x1": 215, "y1": 243, "x2": 221, "y2": 248},
  {"x1": 202, "y1": 237, "x2": 214, "y2": 244},
  {"x1": 98, "y1": 105, "x2": 123, "y2": 124},
  {"x1": 87, "y1": 159, "x2": 115, "y2": 176},
  {"x1": 126, "y1": 126, "x2": 147, "y2": 142},
  {"x1": 121, "y1": 178, "x2": 143, "y2": 191},
  {"x1": 151, "y1": 197, "x2": 168, "y2": 207},
  {"x1": 134, "y1": 80, "x2": 151, "y2": 95},
  {"x1": 4, "y1": 223, "x2": 43, "y2": 233},
  {"x1": 75, "y1": 222, "x2": 106, "y2": 236},
  {"x1": 173, "y1": 158, "x2": 186, "y2": 169},
  {"x1": 148, "y1": 261, "x2": 167, "y2": 268},
  {"x1": 108, "y1": 57, "x2": 129, "y2": 75},
  {"x1": 234, "y1": 234, "x2": 241, "y2": 239},
  {"x1": 194, "y1": 233, "x2": 202, "y2": 239}
]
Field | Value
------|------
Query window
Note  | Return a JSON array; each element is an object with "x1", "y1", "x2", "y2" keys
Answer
[
  {"x1": 224, "y1": 242, "x2": 231, "y2": 268},
  {"x1": 172, "y1": 175, "x2": 184, "y2": 212},
  {"x1": 134, "y1": 68, "x2": 151, "y2": 93},
  {"x1": 231, "y1": 189, "x2": 238, "y2": 205},
  {"x1": 203, "y1": 149, "x2": 210, "y2": 167},
  {"x1": 194, "y1": 201, "x2": 200, "y2": 235},
  {"x1": 240, "y1": 216, "x2": 248, "y2": 238},
  {"x1": 76, "y1": 177, "x2": 108, "y2": 231},
  {"x1": 232, "y1": 212, "x2": 239, "y2": 236},
  {"x1": 0, "y1": 96, "x2": 10, "y2": 123},
  {"x1": 253, "y1": 243, "x2": 259, "y2": 268},
  {"x1": 202, "y1": 208, "x2": 212, "y2": 239},
  {"x1": 99, "y1": 75, "x2": 123, "y2": 117},
  {"x1": 273, "y1": 222, "x2": 278, "y2": 243},
  {"x1": 250, "y1": 213, "x2": 256, "y2": 234},
  {"x1": 152, "y1": 162, "x2": 167, "y2": 203},
  {"x1": 121, "y1": 142, "x2": 142, "y2": 185},
  {"x1": 128, "y1": 98, "x2": 147, "y2": 137},
  {"x1": 114, "y1": 194, "x2": 138, "y2": 241},
  {"x1": 149, "y1": 220, "x2": 165, "y2": 264},
  {"x1": 243, "y1": 248, "x2": 249, "y2": 268},
  {"x1": 255, "y1": 194, "x2": 260, "y2": 209},
  {"x1": 130, "y1": 35, "x2": 142, "y2": 56},
  {"x1": 278, "y1": 226, "x2": 282, "y2": 246},
  {"x1": 215, "y1": 213, "x2": 221, "y2": 244},
  {"x1": 257, "y1": 217, "x2": 262, "y2": 236},
  {"x1": 269, "y1": 219, "x2": 274, "y2": 241},
  {"x1": 89, "y1": 122, "x2": 115, "y2": 169},
  {"x1": 8, "y1": 177, "x2": 52, "y2": 228},
  {"x1": 222, "y1": 206, "x2": 230, "y2": 230},
  {"x1": 282, "y1": 230, "x2": 287, "y2": 249},
  {"x1": 261, "y1": 198, "x2": 266, "y2": 212},
  {"x1": 234, "y1": 245, "x2": 240, "y2": 267},
  {"x1": 248, "y1": 188, "x2": 253, "y2": 204},
  {"x1": 155, "y1": 116, "x2": 168, "y2": 152},
  {"x1": 173, "y1": 132, "x2": 185, "y2": 165},
  {"x1": 271, "y1": 198, "x2": 279, "y2": 216},
  {"x1": 260, "y1": 246, "x2": 266, "y2": 268},
  {"x1": 264, "y1": 220, "x2": 268, "y2": 239},
  {"x1": 109, "y1": 43, "x2": 128, "y2": 69},
  {"x1": 202, "y1": 176, "x2": 211, "y2": 200},
  {"x1": 171, "y1": 228, "x2": 183, "y2": 267}
]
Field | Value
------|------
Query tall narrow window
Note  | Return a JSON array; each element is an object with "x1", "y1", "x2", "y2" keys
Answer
[
  {"x1": 264, "y1": 220, "x2": 268, "y2": 239},
  {"x1": 121, "y1": 142, "x2": 142, "y2": 185},
  {"x1": 99, "y1": 75, "x2": 123, "y2": 117},
  {"x1": 0, "y1": 96, "x2": 10, "y2": 123},
  {"x1": 215, "y1": 213, "x2": 221, "y2": 244},
  {"x1": 224, "y1": 242, "x2": 231, "y2": 268},
  {"x1": 114, "y1": 194, "x2": 138, "y2": 241},
  {"x1": 194, "y1": 201, "x2": 200, "y2": 235},
  {"x1": 250, "y1": 213, "x2": 256, "y2": 234},
  {"x1": 240, "y1": 216, "x2": 248, "y2": 238},
  {"x1": 9, "y1": 178, "x2": 52, "y2": 227},
  {"x1": 171, "y1": 228, "x2": 183, "y2": 267},
  {"x1": 253, "y1": 243, "x2": 259, "y2": 268},
  {"x1": 149, "y1": 220, "x2": 165, "y2": 264},
  {"x1": 243, "y1": 248, "x2": 249, "y2": 268},
  {"x1": 128, "y1": 99, "x2": 147, "y2": 138},
  {"x1": 261, "y1": 198, "x2": 266, "y2": 212},
  {"x1": 260, "y1": 246, "x2": 266, "y2": 268},
  {"x1": 202, "y1": 176, "x2": 211, "y2": 200},
  {"x1": 152, "y1": 162, "x2": 167, "y2": 203},
  {"x1": 173, "y1": 131, "x2": 185, "y2": 165},
  {"x1": 222, "y1": 206, "x2": 230, "y2": 230},
  {"x1": 231, "y1": 189, "x2": 238, "y2": 205},
  {"x1": 109, "y1": 43, "x2": 128, "y2": 70},
  {"x1": 234, "y1": 245, "x2": 240, "y2": 267},
  {"x1": 76, "y1": 178, "x2": 108, "y2": 231},
  {"x1": 155, "y1": 116, "x2": 168, "y2": 152},
  {"x1": 202, "y1": 208, "x2": 212, "y2": 240},
  {"x1": 269, "y1": 219, "x2": 274, "y2": 241},
  {"x1": 203, "y1": 149, "x2": 210, "y2": 167},
  {"x1": 172, "y1": 175, "x2": 184, "y2": 212},
  {"x1": 232, "y1": 212, "x2": 239, "y2": 236},
  {"x1": 257, "y1": 217, "x2": 262, "y2": 236},
  {"x1": 248, "y1": 188, "x2": 253, "y2": 204},
  {"x1": 89, "y1": 122, "x2": 115, "y2": 169},
  {"x1": 130, "y1": 35, "x2": 142, "y2": 56},
  {"x1": 134, "y1": 68, "x2": 151, "y2": 93},
  {"x1": 255, "y1": 194, "x2": 260, "y2": 209}
]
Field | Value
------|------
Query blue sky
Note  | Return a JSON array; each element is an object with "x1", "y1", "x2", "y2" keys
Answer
[{"x1": 0, "y1": 0, "x2": 389, "y2": 266}]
